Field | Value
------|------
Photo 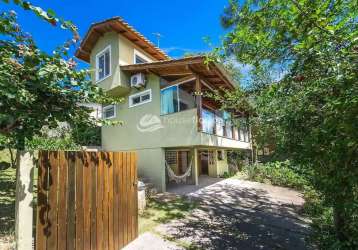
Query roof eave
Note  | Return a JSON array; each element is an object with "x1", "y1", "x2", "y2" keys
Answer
[{"x1": 75, "y1": 17, "x2": 170, "y2": 63}]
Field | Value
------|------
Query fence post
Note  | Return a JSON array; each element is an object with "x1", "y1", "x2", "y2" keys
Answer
[{"x1": 15, "y1": 151, "x2": 35, "y2": 250}]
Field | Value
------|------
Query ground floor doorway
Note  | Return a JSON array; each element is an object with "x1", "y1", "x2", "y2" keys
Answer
[
  {"x1": 199, "y1": 151, "x2": 209, "y2": 175},
  {"x1": 198, "y1": 150, "x2": 215, "y2": 176},
  {"x1": 165, "y1": 149, "x2": 193, "y2": 185}
]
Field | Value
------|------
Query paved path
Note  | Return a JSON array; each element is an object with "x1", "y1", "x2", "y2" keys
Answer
[
  {"x1": 156, "y1": 178, "x2": 312, "y2": 250},
  {"x1": 123, "y1": 232, "x2": 184, "y2": 250}
]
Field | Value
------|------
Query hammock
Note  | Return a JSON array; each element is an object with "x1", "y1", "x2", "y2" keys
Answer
[{"x1": 165, "y1": 157, "x2": 193, "y2": 184}]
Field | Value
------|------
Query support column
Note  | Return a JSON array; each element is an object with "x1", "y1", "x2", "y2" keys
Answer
[
  {"x1": 15, "y1": 151, "x2": 35, "y2": 250},
  {"x1": 195, "y1": 74, "x2": 202, "y2": 132},
  {"x1": 193, "y1": 148, "x2": 199, "y2": 185}
]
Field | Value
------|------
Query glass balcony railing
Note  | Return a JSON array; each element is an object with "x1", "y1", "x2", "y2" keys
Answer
[{"x1": 201, "y1": 108, "x2": 250, "y2": 142}]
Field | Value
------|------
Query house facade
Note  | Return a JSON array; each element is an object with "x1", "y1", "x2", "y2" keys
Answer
[{"x1": 76, "y1": 17, "x2": 252, "y2": 191}]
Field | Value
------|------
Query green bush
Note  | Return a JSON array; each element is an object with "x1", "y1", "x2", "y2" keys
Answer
[
  {"x1": 302, "y1": 187, "x2": 343, "y2": 249},
  {"x1": 222, "y1": 171, "x2": 235, "y2": 178},
  {"x1": 244, "y1": 161, "x2": 308, "y2": 191},
  {"x1": 26, "y1": 136, "x2": 81, "y2": 151}
]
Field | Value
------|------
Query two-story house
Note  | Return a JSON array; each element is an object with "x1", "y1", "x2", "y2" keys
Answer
[{"x1": 76, "y1": 17, "x2": 252, "y2": 192}]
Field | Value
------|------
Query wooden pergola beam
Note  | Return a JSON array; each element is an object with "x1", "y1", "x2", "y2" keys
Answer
[{"x1": 160, "y1": 74, "x2": 196, "y2": 89}]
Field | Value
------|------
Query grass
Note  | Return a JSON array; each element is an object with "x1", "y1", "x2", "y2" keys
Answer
[
  {"x1": 0, "y1": 150, "x2": 16, "y2": 239},
  {"x1": 139, "y1": 196, "x2": 197, "y2": 235}
]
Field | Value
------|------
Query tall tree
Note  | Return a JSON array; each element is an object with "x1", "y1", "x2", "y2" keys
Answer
[
  {"x1": 0, "y1": 2, "x2": 121, "y2": 248},
  {"x1": 220, "y1": 0, "x2": 358, "y2": 248},
  {"x1": 0, "y1": 4, "x2": 119, "y2": 150}
]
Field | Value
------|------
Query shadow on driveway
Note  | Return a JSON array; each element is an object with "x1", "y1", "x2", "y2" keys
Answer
[{"x1": 158, "y1": 179, "x2": 312, "y2": 250}]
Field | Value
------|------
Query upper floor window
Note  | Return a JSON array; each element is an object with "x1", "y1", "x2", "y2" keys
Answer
[
  {"x1": 223, "y1": 111, "x2": 233, "y2": 139},
  {"x1": 129, "y1": 89, "x2": 152, "y2": 108},
  {"x1": 103, "y1": 104, "x2": 116, "y2": 119},
  {"x1": 238, "y1": 117, "x2": 250, "y2": 142},
  {"x1": 135, "y1": 55, "x2": 148, "y2": 64},
  {"x1": 202, "y1": 109, "x2": 215, "y2": 134},
  {"x1": 134, "y1": 49, "x2": 151, "y2": 64},
  {"x1": 215, "y1": 116, "x2": 224, "y2": 137},
  {"x1": 160, "y1": 81, "x2": 196, "y2": 115},
  {"x1": 96, "y1": 45, "x2": 111, "y2": 82}
]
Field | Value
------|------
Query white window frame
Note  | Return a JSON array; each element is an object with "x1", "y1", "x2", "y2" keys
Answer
[
  {"x1": 95, "y1": 45, "x2": 111, "y2": 83},
  {"x1": 133, "y1": 49, "x2": 152, "y2": 64},
  {"x1": 129, "y1": 89, "x2": 152, "y2": 108},
  {"x1": 160, "y1": 77, "x2": 196, "y2": 115},
  {"x1": 102, "y1": 104, "x2": 116, "y2": 119}
]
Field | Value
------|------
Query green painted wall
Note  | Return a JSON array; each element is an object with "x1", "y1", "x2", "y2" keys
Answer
[
  {"x1": 89, "y1": 31, "x2": 251, "y2": 191},
  {"x1": 90, "y1": 32, "x2": 121, "y2": 91},
  {"x1": 136, "y1": 148, "x2": 165, "y2": 192},
  {"x1": 208, "y1": 151, "x2": 217, "y2": 177},
  {"x1": 216, "y1": 150, "x2": 229, "y2": 177},
  {"x1": 100, "y1": 74, "x2": 248, "y2": 191},
  {"x1": 89, "y1": 32, "x2": 156, "y2": 93},
  {"x1": 101, "y1": 74, "x2": 204, "y2": 151}
]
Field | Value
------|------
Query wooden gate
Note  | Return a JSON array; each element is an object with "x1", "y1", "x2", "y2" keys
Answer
[{"x1": 36, "y1": 151, "x2": 138, "y2": 250}]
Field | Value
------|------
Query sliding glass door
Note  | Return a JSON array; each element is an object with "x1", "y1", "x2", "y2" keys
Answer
[
  {"x1": 160, "y1": 82, "x2": 195, "y2": 115},
  {"x1": 161, "y1": 86, "x2": 178, "y2": 115}
]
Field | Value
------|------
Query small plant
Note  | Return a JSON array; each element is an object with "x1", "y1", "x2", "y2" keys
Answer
[
  {"x1": 222, "y1": 171, "x2": 235, "y2": 178},
  {"x1": 243, "y1": 161, "x2": 308, "y2": 191}
]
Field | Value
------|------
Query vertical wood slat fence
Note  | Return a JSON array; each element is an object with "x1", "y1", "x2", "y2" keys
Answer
[{"x1": 36, "y1": 151, "x2": 138, "y2": 250}]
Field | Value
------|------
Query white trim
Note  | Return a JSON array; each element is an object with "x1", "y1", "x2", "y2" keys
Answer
[
  {"x1": 95, "y1": 45, "x2": 112, "y2": 83},
  {"x1": 102, "y1": 104, "x2": 116, "y2": 119},
  {"x1": 133, "y1": 49, "x2": 152, "y2": 64},
  {"x1": 129, "y1": 89, "x2": 152, "y2": 108}
]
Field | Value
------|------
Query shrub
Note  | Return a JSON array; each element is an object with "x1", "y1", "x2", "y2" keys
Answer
[
  {"x1": 243, "y1": 161, "x2": 308, "y2": 191},
  {"x1": 302, "y1": 187, "x2": 341, "y2": 249},
  {"x1": 26, "y1": 136, "x2": 80, "y2": 151},
  {"x1": 222, "y1": 171, "x2": 235, "y2": 178}
]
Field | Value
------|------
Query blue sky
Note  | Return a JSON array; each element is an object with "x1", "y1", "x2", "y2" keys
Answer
[{"x1": 0, "y1": 0, "x2": 231, "y2": 63}]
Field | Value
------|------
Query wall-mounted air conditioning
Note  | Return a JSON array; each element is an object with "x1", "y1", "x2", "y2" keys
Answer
[{"x1": 130, "y1": 73, "x2": 146, "y2": 88}]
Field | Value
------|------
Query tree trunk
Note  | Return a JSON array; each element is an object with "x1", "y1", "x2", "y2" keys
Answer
[
  {"x1": 8, "y1": 147, "x2": 16, "y2": 168},
  {"x1": 15, "y1": 151, "x2": 35, "y2": 250},
  {"x1": 333, "y1": 206, "x2": 347, "y2": 242}
]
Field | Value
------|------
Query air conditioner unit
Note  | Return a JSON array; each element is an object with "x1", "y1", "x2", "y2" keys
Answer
[{"x1": 130, "y1": 73, "x2": 146, "y2": 88}]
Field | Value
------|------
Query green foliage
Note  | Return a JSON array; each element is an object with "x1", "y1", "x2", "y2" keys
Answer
[
  {"x1": 72, "y1": 122, "x2": 101, "y2": 147},
  {"x1": 244, "y1": 161, "x2": 309, "y2": 191},
  {"x1": 220, "y1": 0, "x2": 358, "y2": 247},
  {"x1": 222, "y1": 171, "x2": 236, "y2": 178},
  {"x1": 24, "y1": 122, "x2": 101, "y2": 150},
  {"x1": 302, "y1": 186, "x2": 345, "y2": 249},
  {"x1": 1, "y1": 0, "x2": 79, "y2": 41},
  {"x1": 0, "y1": 9, "x2": 120, "y2": 150},
  {"x1": 0, "y1": 166, "x2": 16, "y2": 236},
  {"x1": 26, "y1": 136, "x2": 80, "y2": 151}
]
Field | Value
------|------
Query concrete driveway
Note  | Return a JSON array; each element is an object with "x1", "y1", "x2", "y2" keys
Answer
[{"x1": 156, "y1": 178, "x2": 312, "y2": 250}]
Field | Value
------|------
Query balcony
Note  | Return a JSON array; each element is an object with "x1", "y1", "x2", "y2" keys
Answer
[
  {"x1": 199, "y1": 108, "x2": 251, "y2": 149},
  {"x1": 200, "y1": 108, "x2": 250, "y2": 142},
  {"x1": 159, "y1": 80, "x2": 251, "y2": 149}
]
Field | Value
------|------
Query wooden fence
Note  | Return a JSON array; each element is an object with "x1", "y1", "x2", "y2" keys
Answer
[{"x1": 36, "y1": 151, "x2": 138, "y2": 250}]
